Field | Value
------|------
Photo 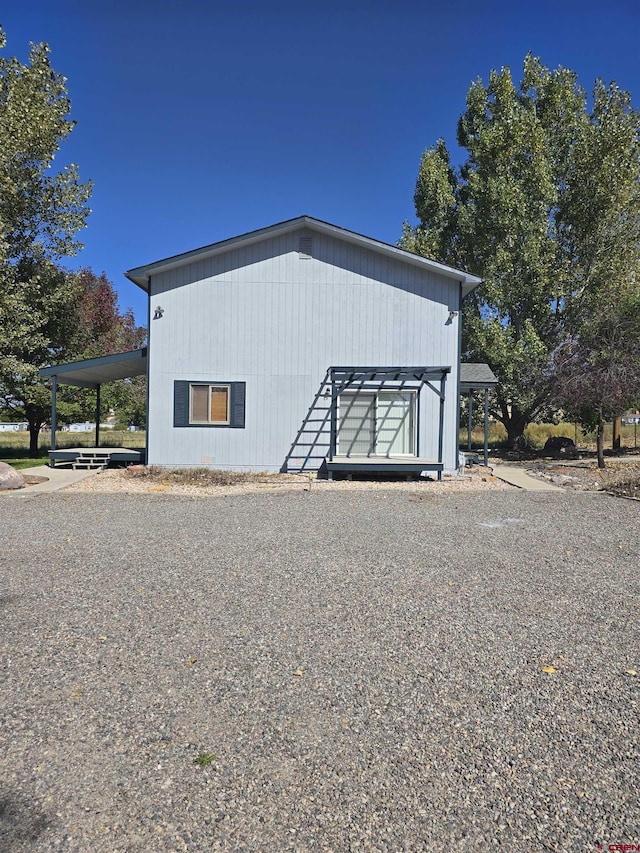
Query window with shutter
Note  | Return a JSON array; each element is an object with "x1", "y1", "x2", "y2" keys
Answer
[{"x1": 174, "y1": 381, "x2": 245, "y2": 428}]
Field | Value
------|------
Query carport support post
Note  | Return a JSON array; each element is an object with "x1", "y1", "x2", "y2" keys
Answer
[
  {"x1": 484, "y1": 388, "x2": 489, "y2": 467},
  {"x1": 95, "y1": 384, "x2": 101, "y2": 448},
  {"x1": 467, "y1": 390, "x2": 473, "y2": 450},
  {"x1": 50, "y1": 375, "x2": 58, "y2": 464}
]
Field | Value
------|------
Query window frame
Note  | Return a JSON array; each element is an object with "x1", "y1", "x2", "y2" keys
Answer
[
  {"x1": 173, "y1": 380, "x2": 246, "y2": 429},
  {"x1": 338, "y1": 389, "x2": 417, "y2": 457},
  {"x1": 189, "y1": 383, "x2": 230, "y2": 426}
]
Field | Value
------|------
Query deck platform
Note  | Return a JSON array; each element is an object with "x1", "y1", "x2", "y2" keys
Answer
[
  {"x1": 48, "y1": 447, "x2": 144, "y2": 468},
  {"x1": 326, "y1": 456, "x2": 443, "y2": 480}
]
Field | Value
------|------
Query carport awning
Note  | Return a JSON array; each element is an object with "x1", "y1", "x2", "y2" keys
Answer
[
  {"x1": 39, "y1": 348, "x2": 148, "y2": 389},
  {"x1": 459, "y1": 362, "x2": 498, "y2": 392},
  {"x1": 459, "y1": 363, "x2": 498, "y2": 467}
]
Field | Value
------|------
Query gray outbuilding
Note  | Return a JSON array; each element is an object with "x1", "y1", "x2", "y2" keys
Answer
[{"x1": 42, "y1": 216, "x2": 485, "y2": 476}]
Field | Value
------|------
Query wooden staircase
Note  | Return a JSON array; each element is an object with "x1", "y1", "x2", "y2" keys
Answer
[{"x1": 71, "y1": 451, "x2": 111, "y2": 471}]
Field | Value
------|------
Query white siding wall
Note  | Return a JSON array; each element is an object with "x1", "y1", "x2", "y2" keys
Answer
[{"x1": 147, "y1": 229, "x2": 462, "y2": 471}]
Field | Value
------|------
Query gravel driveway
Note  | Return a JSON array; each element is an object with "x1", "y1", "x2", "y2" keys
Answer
[{"x1": 1, "y1": 489, "x2": 638, "y2": 851}]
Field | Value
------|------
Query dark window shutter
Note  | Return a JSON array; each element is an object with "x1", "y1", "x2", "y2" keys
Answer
[
  {"x1": 230, "y1": 382, "x2": 246, "y2": 428},
  {"x1": 174, "y1": 381, "x2": 190, "y2": 426}
]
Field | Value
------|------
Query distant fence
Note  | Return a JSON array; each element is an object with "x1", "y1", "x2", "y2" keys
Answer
[{"x1": 65, "y1": 423, "x2": 115, "y2": 432}]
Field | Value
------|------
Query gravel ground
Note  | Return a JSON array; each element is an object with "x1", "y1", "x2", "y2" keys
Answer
[
  {"x1": 519, "y1": 459, "x2": 640, "y2": 498},
  {"x1": 62, "y1": 464, "x2": 507, "y2": 496},
  {"x1": 1, "y1": 489, "x2": 638, "y2": 852}
]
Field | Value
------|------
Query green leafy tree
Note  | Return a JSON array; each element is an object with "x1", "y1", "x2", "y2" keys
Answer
[
  {"x1": 552, "y1": 80, "x2": 640, "y2": 466},
  {"x1": 0, "y1": 259, "x2": 81, "y2": 454},
  {"x1": 557, "y1": 79, "x2": 640, "y2": 321},
  {"x1": 0, "y1": 27, "x2": 92, "y2": 454},
  {"x1": 1, "y1": 269, "x2": 146, "y2": 452},
  {"x1": 0, "y1": 29, "x2": 91, "y2": 265},
  {"x1": 401, "y1": 55, "x2": 640, "y2": 448}
]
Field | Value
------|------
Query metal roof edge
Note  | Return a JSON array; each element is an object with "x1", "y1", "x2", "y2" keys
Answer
[
  {"x1": 459, "y1": 362, "x2": 499, "y2": 389},
  {"x1": 124, "y1": 216, "x2": 482, "y2": 292},
  {"x1": 39, "y1": 347, "x2": 148, "y2": 378}
]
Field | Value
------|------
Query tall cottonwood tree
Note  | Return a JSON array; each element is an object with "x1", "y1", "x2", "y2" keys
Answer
[
  {"x1": 552, "y1": 79, "x2": 640, "y2": 465},
  {"x1": 401, "y1": 55, "x2": 640, "y2": 447},
  {"x1": 0, "y1": 28, "x2": 93, "y2": 454}
]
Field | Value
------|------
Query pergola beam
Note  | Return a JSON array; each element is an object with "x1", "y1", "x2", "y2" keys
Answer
[{"x1": 327, "y1": 365, "x2": 451, "y2": 472}]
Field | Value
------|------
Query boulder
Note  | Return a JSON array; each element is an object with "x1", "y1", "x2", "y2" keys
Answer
[{"x1": 0, "y1": 461, "x2": 25, "y2": 490}]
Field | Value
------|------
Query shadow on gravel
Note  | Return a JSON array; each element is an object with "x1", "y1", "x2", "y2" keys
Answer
[{"x1": 0, "y1": 794, "x2": 51, "y2": 851}]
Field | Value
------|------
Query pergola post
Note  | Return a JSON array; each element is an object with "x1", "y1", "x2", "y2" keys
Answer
[
  {"x1": 328, "y1": 370, "x2": 337, "y2": 480},
  {"x1": 437, "y1": 372, "x2": 446, "y2": 481},
  {"x1": 95, "y1": 384, "x2": 101, "y2": 448},
  {"x1": 467, "y1": 390, "x2": 473, "y2": 450},
  {"x1": 50, "y1": 375, "x2": 58, "y2": 465}
]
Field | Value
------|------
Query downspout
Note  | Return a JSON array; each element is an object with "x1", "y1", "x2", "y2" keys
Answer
[
  {"x1": 145, "y1": 275, "x2": 151, "y2": 465},
  {"x1": 455, "y1": 281, "x2": 463, "y2": 469}
]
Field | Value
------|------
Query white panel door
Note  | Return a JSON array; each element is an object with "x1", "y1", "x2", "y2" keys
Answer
[{"x1": 376, "y1": 392, "x2": 415, "y2": 456}]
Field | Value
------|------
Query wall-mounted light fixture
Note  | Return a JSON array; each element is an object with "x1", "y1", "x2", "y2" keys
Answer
[
  {"x1": 153, "y1": 306, "x2": 164, "y2": 320},
  {"x1": 448, "y1": 310, "x2": 459, "y2": 320}
]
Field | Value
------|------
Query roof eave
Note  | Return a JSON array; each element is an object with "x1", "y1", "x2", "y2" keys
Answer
[
  {"x1": 124, "y1": 215, "x2": 483, "y2": 293},
  {"x1": 39, "y1": 347, "x2": 148, "y2": 388}
]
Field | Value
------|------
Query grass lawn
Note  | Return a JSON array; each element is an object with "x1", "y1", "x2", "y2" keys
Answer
[
  {"x1": 459, "y1": 419, "x2": 639, "y2": 451},
  {"x1": 1, "y1": 456, "x2": 48, "y2": 470}
]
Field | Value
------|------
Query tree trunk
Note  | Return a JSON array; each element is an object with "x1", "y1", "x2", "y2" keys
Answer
[
  {"x1": 28, "y1": 420, "x2": 42, "y2": 458},
  {"x1": 25, "y1": 401, "x2": 47, "y2": 458},
  {"x1": 596, "y1": 408, "x2": 605, "y2": 469},
  {"x1": 504, "y1": 408, "x2": 529, "y2": 450},
  {"x1": 612, "y1": 416, "x2": 621, "y2": 452}
]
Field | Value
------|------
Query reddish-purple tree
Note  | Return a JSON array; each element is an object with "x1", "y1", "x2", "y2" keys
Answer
[{"x1": 552, "y1": 302, "x2": 640, "y2": 468}]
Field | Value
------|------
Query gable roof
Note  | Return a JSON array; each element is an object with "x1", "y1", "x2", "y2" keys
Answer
[{"x1": 125, "y1": 215, "x2": 482, "y2": 296}]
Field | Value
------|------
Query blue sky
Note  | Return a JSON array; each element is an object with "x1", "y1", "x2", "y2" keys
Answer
[{"x1": 2, "y1": 0, "x2": 639, "y2": 325}]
